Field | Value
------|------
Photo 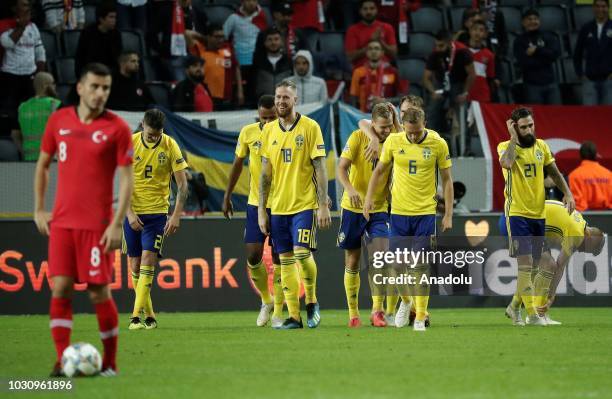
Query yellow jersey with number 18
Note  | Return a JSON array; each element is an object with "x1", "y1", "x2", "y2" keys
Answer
[
  {"x1": 261, "y1": 113, "x2": 326, "y2": 215},
  {"x1": 340, "y1": 129, "x2": 390, "y2": 213},
  {"x1": 131, "y1": 132, "x2": 188, "y2": 214},
  {"x1": 497, "y1": 139, "x2": 554, "y2": 219},
  {"x1": 379, "y1": 130, "x2": 452, "y2": 216}
]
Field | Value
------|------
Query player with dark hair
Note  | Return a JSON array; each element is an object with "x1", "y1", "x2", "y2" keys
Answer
[
  {"x1": 124, "y1": 108, "x2": 189, "y2": 330},
  {"x1": 34, "y1": 63, "x2": 134, "y2": 376},
  {"x1": 223, "y1": 94, "x2": 284, "y2": 327},
  {"x1": 498, "y1": 107, "x2": 575, "y2": 326}
]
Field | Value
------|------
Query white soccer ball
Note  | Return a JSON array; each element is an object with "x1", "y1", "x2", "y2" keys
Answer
[{"x1": 61, "y1": 342, "x2": 102, "y2": 377}]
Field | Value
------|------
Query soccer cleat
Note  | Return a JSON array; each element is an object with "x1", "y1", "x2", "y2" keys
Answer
[
  {"x1": 49, "y1": 362, "x2": 65, "y2": 378},
  {"x1": 525, "y1": 314, "x2": 547, "y2": 326},
  {"x1": 129, "y1": 316, "x2": 145, "y2": 330},
  {"x1": 413, "y1": 319, "x2": 426, "y2": 331},
  {"x1": 505, "y1": 304, "x2": 525, "y2": 326},
  {"x1": 144, "y1": 317, "x2": 158, "y2": 330},
  {"x1": 385, "y1": 313, "x2": 395, "y2": 326},
  {"x1": 271, "y1": 316, "x2": 284, "y2": 329},
  {"x1": 370, "y1": 311, "x2": 387, "y2": 327},
  {"x1": 544, "y1": 314, "x2": 562, "y2": 325},
  {"x1": 348, "y1": 317, "x2": 361, "y2": 328},
  {"x1": 100, "y1": 368, "x2": 117, "y2": 377},
  {"x1": 275, "y1": 317, "x2": 304, "y2": 330},
  {"x1": 395, "y1": 300, "x2": 410, "y2": 328},
  {"x1": 256, "y1": 302, "x2": 274, "y2": 327},
  {"x1": 306, "y1": 302, "x2": 321, "y2": 328}
]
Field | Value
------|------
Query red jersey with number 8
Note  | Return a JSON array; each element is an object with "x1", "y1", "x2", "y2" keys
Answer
[{"x1": 41, "y1": 107, "x2": 133, "y2": 231}]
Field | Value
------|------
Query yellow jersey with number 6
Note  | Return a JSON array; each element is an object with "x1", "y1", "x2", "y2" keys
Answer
[
  {"x1": 379, "y1": 130, "x2": 452, "y2": 216},
  {"x1": 131, "y1": 132, "x2": 188, "y2": 214}
]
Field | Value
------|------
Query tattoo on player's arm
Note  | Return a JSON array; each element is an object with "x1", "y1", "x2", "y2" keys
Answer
[
  {"x1": 545, "y1": 163, "x2": 571, "y2": 195},
  {"x1": 500, "y1": 142, "x2": 517, "y2": 169},
  {"x1": 259, "y1": 157, "x2": 271, "y2": 207},
  {"x1": 312, "y1": 157, "x2": 328, "y2": 206}
]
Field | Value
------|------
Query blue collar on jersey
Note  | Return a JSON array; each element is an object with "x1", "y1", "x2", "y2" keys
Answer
[{"x1": 278, "y1": 113, "x2": 301, "y2": 132}]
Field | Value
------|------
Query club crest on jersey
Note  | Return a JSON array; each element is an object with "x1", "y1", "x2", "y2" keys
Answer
[
  {"x1": 295, "y1": 135, "x2": 304, "y2": 149},
  {"x1": 253, "y1": 140, "x2": 262, "y2": 150},
  {"x1": 92, "y1": 130, "x2": 108, "y2": 143},
  {"x1": 535, "y1": 150, "x2": 543, "y2": 162},
  {"x1": 338, "y1": 232, "x2": 345, "y2": 243},
  {"x1": 422, "y1": 147, "x2": 432, "y2": 160},
  {"x1": 158, "y1": 152, "x2": 167, "y2": 165}
]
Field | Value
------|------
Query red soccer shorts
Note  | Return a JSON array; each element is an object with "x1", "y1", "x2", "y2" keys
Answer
[{"x1": 48, "y1": 225, "x2": 113, "y2": 285}]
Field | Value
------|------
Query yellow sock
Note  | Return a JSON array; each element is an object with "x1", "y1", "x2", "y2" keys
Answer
[
  {"x1": 280, "y1": 255, "x2": 301, "y2": 320},
  {"x1": 412, "y1": 265, "x2": 430, "y2": 320},
  {"x1": 248, "y1": 259, "x2": 272, "y2": 304},
  {"x1": 295, "y1": 248, "x2": 317, "y2": 304},
  {"x1": 132, "y1": 271, "x2": 154, "y2": 317},
  {"x1": 385, "y1": 295, "x2": 399, "y2": 315},
  {"x1": 344, "y1": 268, "x2": 360, "y2": 319},
  {"x1": 517, "y1": 269, "x2": 536, "y2": 315},
  {"x1": 272, "y1": 264, "x2": 284, "y2": 318},
  {"x1": 510, "y1": 294, "x2": 522, "y2": 310},
  {"x1": 371, "y1": 296, "x2": 384, "y2": 312},
  {"x1": 533, "y1": 270, "x2": 554, "y2": 309},
  {"x1": 132, "y1": 265, "x2": 154, "y2": 317}
]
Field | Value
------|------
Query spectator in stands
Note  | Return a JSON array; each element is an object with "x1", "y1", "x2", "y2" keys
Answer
[
  {"x1": 171, "y1": 55, "x2": 213, "y2": 112},
  {"x1": 0, "y1": 0, "x2": 45, "y2": 119},
  {"x1": 513, "y1": 8, "x2": 561, "y2": 105},
  {"x1": 375, "y1": 0, "x2": 421, "y2": 45},
  {"x1": 454, "y1": 8, "x2": 483, "y2": 46},
  {"x1": 41, "y1": 0, "x2": 85, "y2": 32},
  {"x1": 75, "y1": 2, "x2": 122, "y2": 77},
  {"x1": 574, "y1": 0, "x2": 612, "y2": 105},
  {"x1": 279, "y1": 0, "x2": 324, "y2": 32},
  {"x1": 467, "y1": 20, "x2": 497, "y2": 103},
  {"x1": 107, "y1": 51, "x2": 154, "y2": 111},
  {"x1": 223, "y1": 0, "x2": 268, "y2": 104},
  {"x1": 148, "y1": 0, "x2": 203, "y2": 58},
  {"x1": 569, "y1": 141, "x2": 612, "y2": 211},
  {"x1": 477, "y1": 0, "x2": 507, "y2": 57},
  {"x1": 13, "y1": 72, "x2": 60, "y2": 161},
  {"x1": 252, "y1": 28, "x2": 292, "y2": 99},
  {"x1": 289, "y1": 49, "x2": 328, "y2": 104},
  {"x1": 255, "y1": 2, "x2": 308, "y2": 60},
  {"x1": 349, "y1": 40, "x2": 401, "y2": 112},
  {"x1": 423, "y1": 30, "x2": 474, "y2": 147},
  {"x1": 116, "y1": 0, "x2": 147, "y2": 33},
  {"x1": 191, "y1": 24, "x2": 244, "y2": 110},
  {"x1": 345, "y1": 0, "x2": 397, "y2": 68}
]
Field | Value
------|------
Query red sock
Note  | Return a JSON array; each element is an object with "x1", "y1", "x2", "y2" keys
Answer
[
  {"x1": 95, "y1": 299, "x2": 119, "y2": 371},
  {"x1": 50, "y1": 297, "x2": 73, "y2": 363}
]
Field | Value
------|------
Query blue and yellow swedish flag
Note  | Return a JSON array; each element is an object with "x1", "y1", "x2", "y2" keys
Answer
[{"x1": 159, "y1": 105, "x2": 337, "y2": 212}]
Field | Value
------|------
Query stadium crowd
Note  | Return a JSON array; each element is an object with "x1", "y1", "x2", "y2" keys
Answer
[{"x1": 0, "y1": 0, "x2": 610, "y2": 163}]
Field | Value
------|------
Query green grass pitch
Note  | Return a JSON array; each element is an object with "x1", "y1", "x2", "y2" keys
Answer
[{"x1": 2, "y1": 308, "x2": 612, "y2": 399}]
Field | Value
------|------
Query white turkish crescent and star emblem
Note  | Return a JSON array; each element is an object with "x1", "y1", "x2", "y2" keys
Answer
[{"x1": 92, "y1": 130, "x2": 108, "y2": 144}]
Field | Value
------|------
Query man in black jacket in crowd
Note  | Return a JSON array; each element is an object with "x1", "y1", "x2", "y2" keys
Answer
[
  {"x1": 513, "y1": 8, "x2": 561, "y2": 105},
  {"x1": 107, "y1": 52, "x2": 154, "y2": 111},
  {"x1": 252, "y1": 27, "x2": 292, "y2": 99},
  {"x1": 171, "y1": 55, "x2": 214, "y2": 112},
  {"x1": 574, "y1": 0, "x2": 612, "y2": 105}
]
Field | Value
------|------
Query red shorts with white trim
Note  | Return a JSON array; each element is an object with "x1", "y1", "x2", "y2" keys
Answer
[{"x1": 48, "y1": 225, "x2": 113, "y2": 285}]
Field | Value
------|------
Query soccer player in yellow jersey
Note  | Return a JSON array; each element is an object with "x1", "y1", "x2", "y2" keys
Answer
[
  {"x1": 259, "y1": 79, "x2": 332, "y2": 329},
  {"x1": 364, "y1": 108, "x2": 454, "y2": 332},
  {"x1": 535, "y1": 200, "x2": 605, "y2": 323},
  {"x1": 124, "y1": 109, "x2": 189, "y2": 330},
  {"x1": 498, "y1": 107, "x2": 575, "y2": 326},
  {"x1": 337, "y1": 103, "x2": 394, "y2": 328},
  {"x1": 223, "y1": 95, "x2": 284, "y2": 328}
]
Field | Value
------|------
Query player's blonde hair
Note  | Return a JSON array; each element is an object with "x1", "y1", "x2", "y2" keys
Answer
[
  {"x1": 402, "y1": 108, "x2": 425, "y2": 124},
  {"x1": 371, "y1": 102, "x2": 392, "y2": 121},
  {"x1": 276, "y1": 79, "x2": 297, "y2": 92},
  {"x1": 399, "y1": 95, "x2": 424, "y2": 109}
]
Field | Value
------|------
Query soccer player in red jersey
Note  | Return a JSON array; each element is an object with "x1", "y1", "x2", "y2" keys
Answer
[{"x1": 33, "y1": 63, "x2": 134, "y2": 377}]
